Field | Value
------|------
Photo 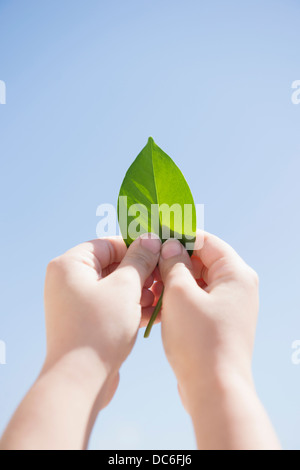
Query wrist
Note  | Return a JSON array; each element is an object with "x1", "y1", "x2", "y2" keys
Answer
[
  {"x1": 42, "y1": 347, "x2": 118, "y2": 411},
  {"x1": 0, "y1": 349, "x2": 119, "y2": 450},
  {"x1": 178, "y1": 366, "x2": 255, "y2": 416},
  {"x1": 179, "y1": 370, "x2": 280, "y2": 450}
]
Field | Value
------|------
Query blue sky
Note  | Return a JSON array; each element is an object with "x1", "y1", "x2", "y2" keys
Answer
[{"x1": 0, "y1": 0, "x2": 300, "y2": 449}]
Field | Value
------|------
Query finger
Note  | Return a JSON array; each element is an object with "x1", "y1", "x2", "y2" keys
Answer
[
  {"x1": 144, "y1": 273, "x2": 154, "y2": 289},
  {"x1": 113, "y1": 233, "x2": 161, "y2": 299},
  {"x1": 193, "y1": 230, "x2": 249, "y2": 285},
  {"x1": 104, "y1": 266, "x2": 155, "y2": 285},
  {"x1": 140, "y1": 288, "x2": 155, "y2": 307},
  {"x1": 152, "y1": 280, "x2": 164, "y2": 299},
  {"x1": 191, "y1": 255, "x2": 206, "y2": 281},
  {"x1": 194, "y1": 230, "x2": 240, "y2": 268},
  {"x1": 158, "y1": 239, "x2": 201, "y2": 298},
  {"x1": 102, "y1": 262, "x2": 120, "y2": 278},
  {"x1": 153, "y1": 266, "x2": 162, "y2": 281},
  {"x1": 65, "y1": 237, "x2": 127, "y2": 278},
  {"x1": 197, "y1": 278, "x2": 207, "y2": 289}
]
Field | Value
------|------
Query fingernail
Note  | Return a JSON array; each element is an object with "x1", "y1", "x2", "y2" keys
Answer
[
  {"x1": 140, "y1": 233, "x2": 161, "y2": 254},
  {"x1": 161, "y1": 239, "x2": 183, "y2": 259}
]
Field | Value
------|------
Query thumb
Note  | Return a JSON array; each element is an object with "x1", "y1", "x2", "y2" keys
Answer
[
  {"x1": 113, "y1": 233, "x2": 161, "y2": 297},
  {"x1": 159, "y1": 239, "x2": 198, "y2": 295}
]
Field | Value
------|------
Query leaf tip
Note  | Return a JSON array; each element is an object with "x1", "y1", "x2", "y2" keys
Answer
[{"x1": 148, "y1": 136, "x2": 155, "y2": 145}]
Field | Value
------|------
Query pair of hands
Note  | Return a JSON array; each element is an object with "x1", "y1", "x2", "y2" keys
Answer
[
  {"x1": 44, "y1": 230, "x2": 259, "y2": 414},
  {"x1": 1, "y1": 230, "x2": 280, "y2": 450}
]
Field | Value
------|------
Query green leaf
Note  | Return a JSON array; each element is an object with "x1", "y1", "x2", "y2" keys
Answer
[
  {"x1": 118, "y1": 137, "x2": 196, "y2": 250},
  {"x1": 117, "y1": 137, "x2": 197, "y2": 337}
]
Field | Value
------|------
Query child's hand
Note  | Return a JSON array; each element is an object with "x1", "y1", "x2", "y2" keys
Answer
[
  {"x1": 157, "y1": 231, "x2": 280, "y2": 450},
  {"x1": 0, "y1": 235, "x2": 162, "y2": 450},
  {"x1": 157, "y1": 231, "x2": 258, "y2": 403},
  {"x1": 44, "y1": 234, "x2": 161, "y2": 402}
]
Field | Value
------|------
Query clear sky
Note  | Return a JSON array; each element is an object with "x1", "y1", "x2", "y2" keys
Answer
[{"x1": 0, "y1": 0, "x2": 300, "y2": 450}]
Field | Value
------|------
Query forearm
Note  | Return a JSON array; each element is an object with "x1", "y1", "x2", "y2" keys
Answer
[
  {"x1": 184, "y1": 373, "x2": 281, "y2": 451},
  {"x1": 0, "y1": 349, "x2": 111, "y2": 450}
]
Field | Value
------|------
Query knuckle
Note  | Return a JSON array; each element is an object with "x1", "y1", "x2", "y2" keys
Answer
[
  {"x1": 250, "y1": 268, "x2": 259, "y2": 286},
  {"x1": 243, "y1": 266, "x2": 259, "y2": 288},
  {"x1": 46, "y1": 255, "x2": 69, "y2": 278},
  {"x1": 46, "y1": 257, "x2": 60, "y2": 274}
]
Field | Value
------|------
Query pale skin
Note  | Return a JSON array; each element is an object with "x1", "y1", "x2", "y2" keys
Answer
[{"x1": 0, "y1": 231, "x2": 281, "y2": 450}]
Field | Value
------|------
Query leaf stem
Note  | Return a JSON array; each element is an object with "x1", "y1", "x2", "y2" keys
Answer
[{"x1": 144, "y1": 288, "x2": 165, "y2": 338}]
